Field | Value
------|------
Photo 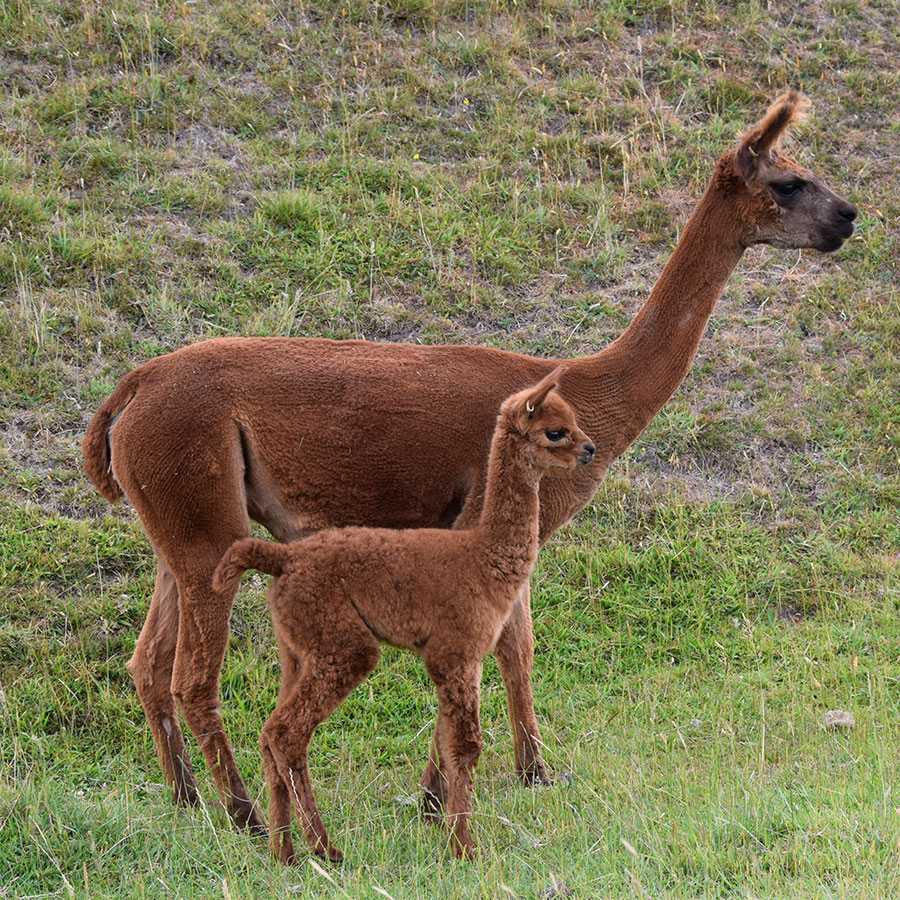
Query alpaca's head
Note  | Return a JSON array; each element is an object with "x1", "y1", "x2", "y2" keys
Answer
[
  {"x1": 718, "y1": 90, "x2": 857, "y2": 252},
  {"x1": 500, "y1": 368, "x2": 595, "y2": 471}
]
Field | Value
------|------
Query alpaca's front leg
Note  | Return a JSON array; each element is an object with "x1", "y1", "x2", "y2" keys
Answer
[
  {"x1": 420, "y1": 711, "x2": 448, "y2": 821},
  {"x1": 493, "y1": 583, "x2": 550, "y2": 783}
]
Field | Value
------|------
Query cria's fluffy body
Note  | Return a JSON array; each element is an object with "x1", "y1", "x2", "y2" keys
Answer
[
  {"x1": 83, "y1": 92, "x2": 857, "y2": 834},
  {"x1": 214, "y1": 373, "x2": 596, "y2": 861}
]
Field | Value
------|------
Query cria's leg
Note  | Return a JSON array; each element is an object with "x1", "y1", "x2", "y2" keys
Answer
[
  {"x1": 264, "y1": 633, "x2": 305, "y2": 864},
  {"x1": 126, "y1": 557, "x2": 199, "y2": 807},
  {"x1": 262, "y1": 735, "x2": 294, "y2": 864},
  {"x1": 263, "y1": 612, "x2": 380, "y2": 864},
  {"x1": 420, "y1": 583, "x2": 548, "y2": 803},
  {"x1": 494, "y1": 583, "x2": 550, "y2": 784},
  {"x1": 274, "y1": 622, "x2": 305, "y2": 707},
  {"x1": 427, "y1": 658, "x2": 483, "y2": 860}
]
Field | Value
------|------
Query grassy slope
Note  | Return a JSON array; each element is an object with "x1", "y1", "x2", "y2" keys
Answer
[{"x1": 1, "y1": 0, "x2": 898, "y2": 897}]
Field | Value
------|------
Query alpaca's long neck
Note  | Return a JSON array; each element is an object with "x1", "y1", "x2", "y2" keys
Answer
[
  {"x1": 576, "y1": 165, "x2": 746, "y2": 453},
  {"x1": 475, "y1": 428, "x2": 542, "y2": 587}
]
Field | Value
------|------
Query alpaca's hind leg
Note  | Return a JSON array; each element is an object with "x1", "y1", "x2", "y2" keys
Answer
[
  {"x1": 429, "y1": 666, "x2": 483, "y2": 860},
  {"x1": 116, "y1": 428, "x2": 265, "y2": 836},
  {"x1": 127, "y1": 557, "x2": 199, "y2": 807},
  {"x1": 170, "y1": 564, "x2": 266, "y2": 836},
  {"x1": 493, "y1": 584, "x2": 549, "y2": 784},
  {"x1": 263, "y1": 620, "x2": 380, "y2": 864},
  {"x1": 420, "y1": 717, "x2": 447, "y2": 822}
]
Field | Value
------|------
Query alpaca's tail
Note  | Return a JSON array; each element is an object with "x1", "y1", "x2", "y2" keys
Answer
[
  {"x1": 213, "y1": 539, "x2": 291, "y2": 593},
  {"x1": 82, "y1": 368, "x2": 144, "y2": 503}
]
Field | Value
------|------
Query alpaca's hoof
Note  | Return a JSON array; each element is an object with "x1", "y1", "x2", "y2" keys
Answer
[
  {"x1": 169, "y1": 752, "x2": 201, "y2": 808},
  {"x1": 452, "y1": 838, "x2": 477, "y2": 861},
  {"x1": 316, "y1": 845, "x2": 344, "y2": 865},
  {"x1": 419, "y1": 787, "x2": 444, "y2": 823},
  {"x1": 517, "y1": 755, "x2": 578, "y2": 787},
  {"x1": 518, "y1": 765, "x2": 552, "y2": 786},
  {"x1": 246, "y1": 816, "x2": 269, "y2": 839},
  {"x1": 233, "y1": 799, "x2": 268, "y2": 838},
  {"x1": 270, "y1": 827, "x2": 296, "y2": 866},
  {"x1": 275, "y1": 844, "x2": 298, "y2": 866}
]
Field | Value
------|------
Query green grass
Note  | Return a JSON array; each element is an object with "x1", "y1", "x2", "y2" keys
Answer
[{"x1": 2, "y1": 0, "x2": 899, "y2": 897}]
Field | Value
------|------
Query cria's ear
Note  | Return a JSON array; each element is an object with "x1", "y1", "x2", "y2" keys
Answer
[
  {"x1": 735, "y1": 90, "x2": 809, "y2": 184},
  {"x1": 523, "y1": 365, "x2": 567, "y2": 417}
]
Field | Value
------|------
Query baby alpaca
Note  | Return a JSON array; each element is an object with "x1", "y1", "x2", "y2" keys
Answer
[{"x1": 213, "y1": 368, "x2": 595, "y2": 863}]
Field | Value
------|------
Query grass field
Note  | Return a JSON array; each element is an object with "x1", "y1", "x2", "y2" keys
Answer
[{"x1": 2, "y1": 0, "x2": 899, "y2": 897}]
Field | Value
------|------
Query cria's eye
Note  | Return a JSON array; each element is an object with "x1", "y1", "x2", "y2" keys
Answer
[
  {"x1": 544, "y1": 429, "x2": 567, "y2": 442},
  {"x1": 772, "y1": 181, "x2": 803, "y2": 198}
]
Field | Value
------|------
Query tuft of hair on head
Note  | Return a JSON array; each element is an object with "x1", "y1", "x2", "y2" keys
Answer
[
  {"x1": 501, "y1": 365, "x2": 568, "y2": 431},
  {"x1": 735, "y1": 90, "x2": 810, "y2": 183},
  {"x1": 522, "y1": 365, "x2": 568, "y2": 418}
]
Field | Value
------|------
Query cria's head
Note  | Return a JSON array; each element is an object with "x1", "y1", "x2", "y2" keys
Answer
[{"x1": 501, "y1": 367, "x2": 595, "y2": 470}]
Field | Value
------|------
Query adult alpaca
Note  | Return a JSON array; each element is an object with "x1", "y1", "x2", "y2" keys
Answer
[
  {"x1": 214, "y1": 370, "x2": 595, "y2": 862},
  {"x1": 83, "y1": 91, "x2": 857, "y2": 834}
]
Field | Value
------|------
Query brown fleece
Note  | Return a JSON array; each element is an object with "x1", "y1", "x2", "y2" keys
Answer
[
  {"x1": 213, "y1": 372, "x2": 596, "y2": 862},
  {"x1": 82, "y1": 92, "x2": 857, "y2": 831}
]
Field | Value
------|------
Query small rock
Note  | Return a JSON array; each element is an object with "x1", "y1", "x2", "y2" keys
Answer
[
  {"x1": 777, "y1": 603, "x2": 807, "y2": 624},
  {"x1": 823, "y1": 709, "x2": 854, "y2": 730}
]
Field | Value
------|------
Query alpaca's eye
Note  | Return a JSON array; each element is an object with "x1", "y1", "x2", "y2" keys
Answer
[
  {"x1": 545, "y1": 429, "x2": 567, "y2": 442},
  {"x1": 772, "y1": 181, "x2": 803, "y2": 198}
]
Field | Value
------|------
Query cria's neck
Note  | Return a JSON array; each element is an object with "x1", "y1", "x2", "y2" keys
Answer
[{"x1": 474, "y1": 426, "x2": 542, "y2": 586}]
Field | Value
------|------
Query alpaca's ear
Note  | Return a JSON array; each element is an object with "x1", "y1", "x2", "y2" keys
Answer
[
  {"x1": 523, "y1": 365, "x2": 567, "y2": 418},
  {"x1": 735, "y1": 90, "x2": 809, "y2": 184}
]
